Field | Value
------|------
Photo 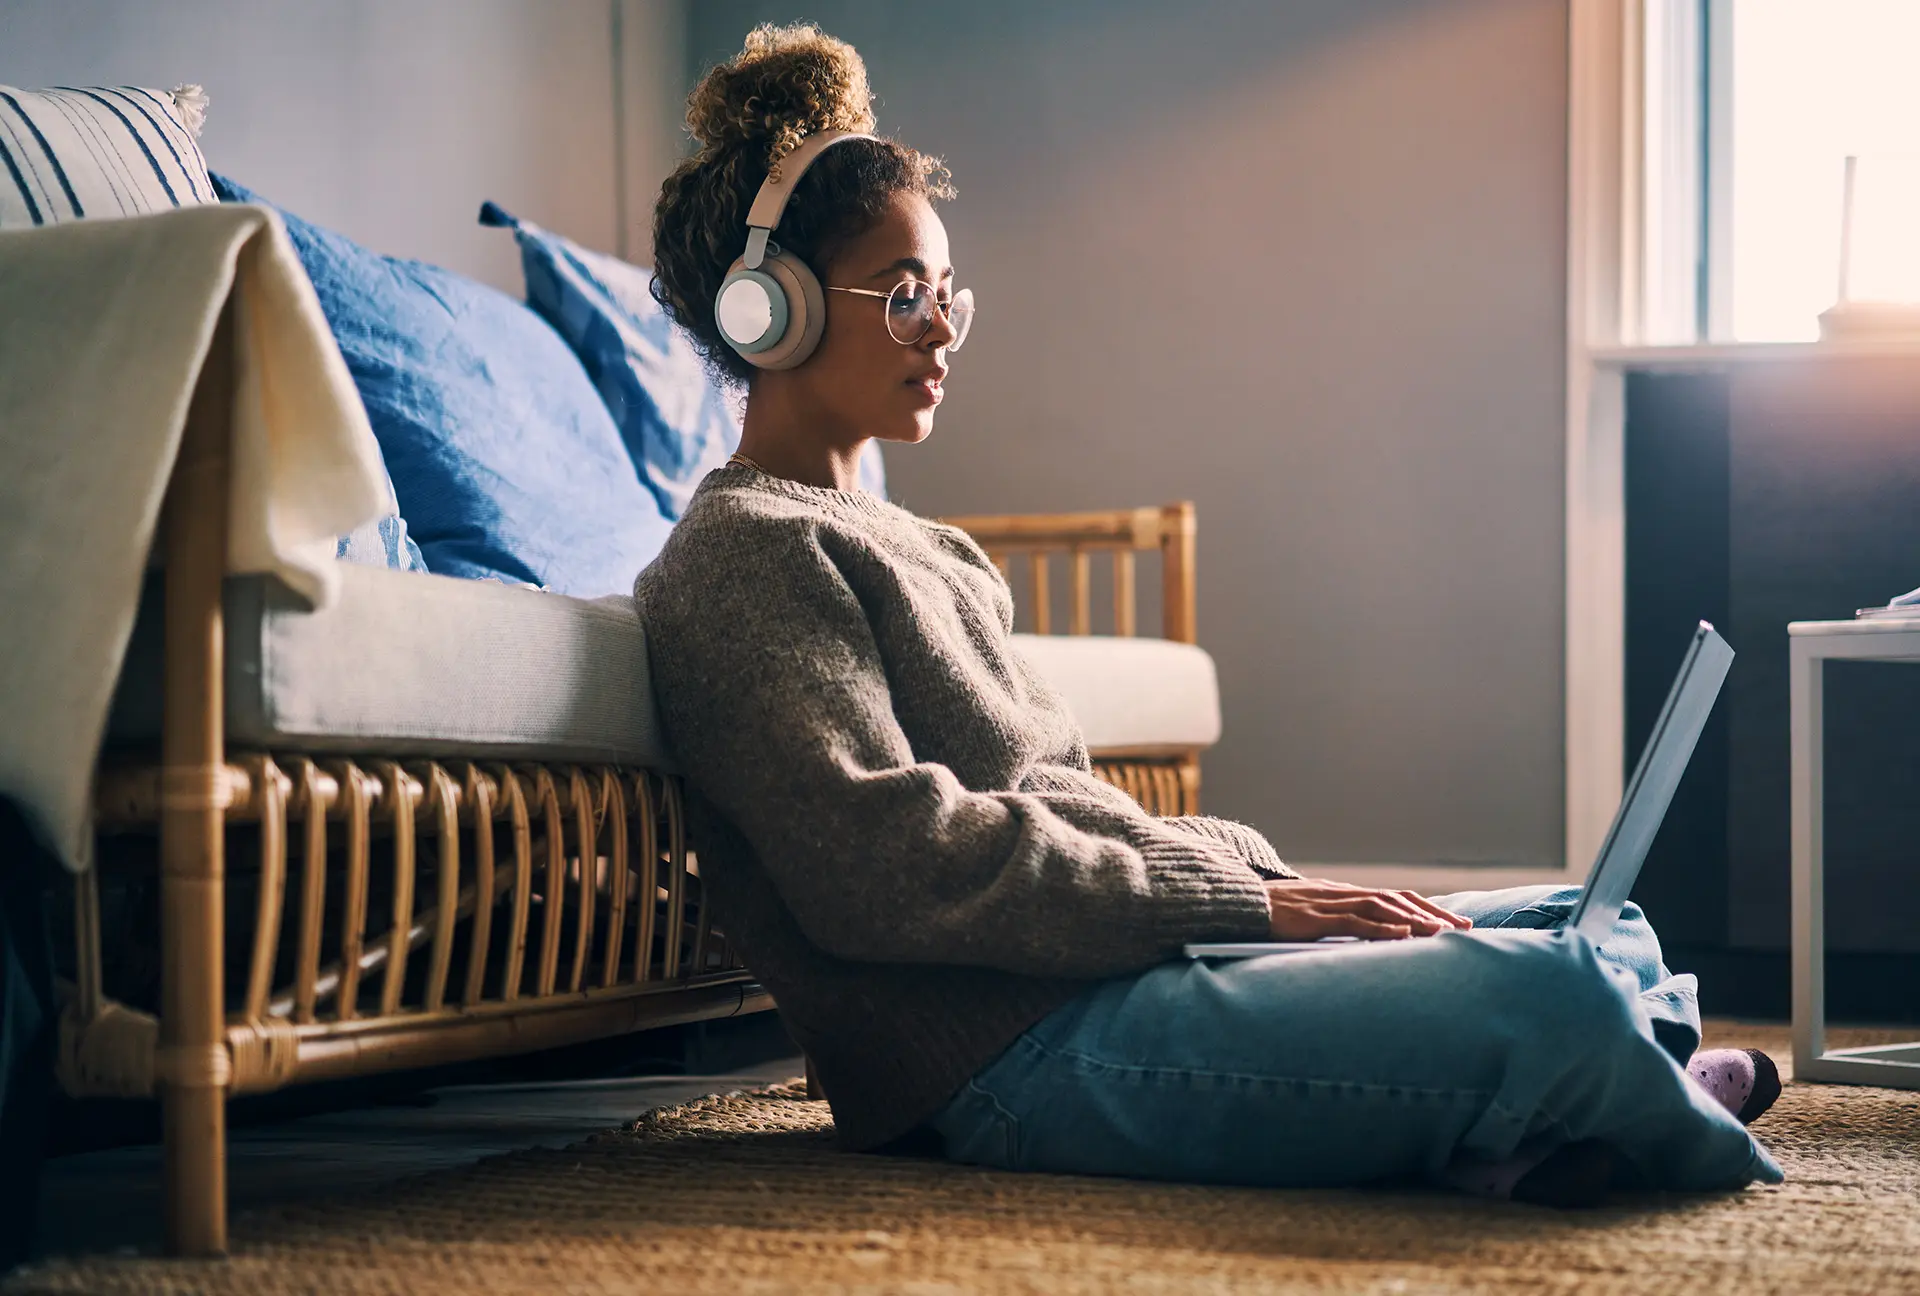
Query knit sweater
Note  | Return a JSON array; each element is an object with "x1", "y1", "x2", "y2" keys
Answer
[{"x1": 634, "y1": 463, "x2": 1294, "y2": 1149}]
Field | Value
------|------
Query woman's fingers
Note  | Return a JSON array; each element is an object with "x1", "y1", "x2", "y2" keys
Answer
[
  {"x1": 1321, "y1": 886, "x2": 1469, "y2": 931},
  {"x1": 1269, "y1": 897, "x2": 1377, "y2": 941},
  {"x1": 1320, "y1": 893, "x2": 1448, "y2": 933},
  {"x1": 1396, "y1": 889, "x2": 1474, "y2": 929},
  {"x1": 1269, "y1": 880, "x2": 1473, "y2": 930},
  {"x1": 1264, "y1": 880, "x2": 1474, "y2": 941},
  {"x1": 1269, "y1": 902, "x2": 1420, "y2": 942},
  {"x1": 1322, "y1": 910, "x2": 1413, "y2": 940}
]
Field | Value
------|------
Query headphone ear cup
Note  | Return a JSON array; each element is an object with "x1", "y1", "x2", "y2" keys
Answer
[
  {"x1": 741, "y1": 251, "x2": 827, "y2": 371},
  {"x1": 714, "y1": 262, "x2": 790, "y2": 357}
]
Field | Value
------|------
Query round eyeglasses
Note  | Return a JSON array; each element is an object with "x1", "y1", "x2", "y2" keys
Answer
[{"x1": 825, "y1": 280, "x2": 975, "y2": 351}]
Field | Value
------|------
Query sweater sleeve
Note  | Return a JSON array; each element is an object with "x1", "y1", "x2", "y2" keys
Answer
[
  {"x1": 1012, "y1": 766, "x2": 1298, "y2": 882},
  {"x1": 1164, "y1": 817, "x2": 1299, "y2": 881},
  {"x1": 641, "y1": 522, "x2": 1274, "y2": 980}
]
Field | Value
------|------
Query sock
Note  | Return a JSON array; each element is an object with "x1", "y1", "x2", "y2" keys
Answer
[
  {"x1": 1686, "y1": 1048, "x2": 1782, "y2": 1124},
  {"x1": 1439, "y1": 1138, "x2": 1615, "y2": 1209}
]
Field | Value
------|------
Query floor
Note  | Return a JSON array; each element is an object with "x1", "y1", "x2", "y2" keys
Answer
[
  {"x1": 16, "y1": 1022, "x2": 1919, "y2": 1296},
  {"x1": 33, "y1": 1055, "x2": 803, "y2": 1258}
]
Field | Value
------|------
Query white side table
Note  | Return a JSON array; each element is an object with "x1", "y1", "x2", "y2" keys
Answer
[{"x1": 1789, "y1": 617, "x2": 1920, "y2": 1087}]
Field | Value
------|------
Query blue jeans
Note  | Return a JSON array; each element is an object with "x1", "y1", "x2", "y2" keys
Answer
[{"x1": 933, "y1": 885, "x2": 1782, "y2": 1193}]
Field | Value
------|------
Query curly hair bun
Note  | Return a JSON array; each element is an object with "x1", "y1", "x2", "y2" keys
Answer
[
  {"x1": 653, "y1": 24, "x2": 949, "y2": 383},
  {"x1": 687, "y1": 23, "x2": 877, "y2": 171}
]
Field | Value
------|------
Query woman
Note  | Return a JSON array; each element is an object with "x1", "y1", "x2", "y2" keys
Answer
[{"x1": 638, "y1": 24, "x2": 1781, "y2": 1206}]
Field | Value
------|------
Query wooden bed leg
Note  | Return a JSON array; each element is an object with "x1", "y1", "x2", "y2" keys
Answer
[
  {"x1": 159, "y1": 304, "x2": 234, "y2": 1257},
  {"x1": 804, "y1": 1055, "x2": 824, "y2": 1101}
]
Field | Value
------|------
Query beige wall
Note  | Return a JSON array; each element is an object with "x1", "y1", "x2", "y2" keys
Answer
[
  {"x1": 616, "y1": 0, "x2": 690, "y2": 264},
  {"x1": 692, "y1": 1, "x2": 1572, "y2": 867},
  {"x1": 5, "y1": 0, "x2": 1575, "y2": 869},
  {"x1": 2, "y1": 0, "x2": 687, "y2": 291}
]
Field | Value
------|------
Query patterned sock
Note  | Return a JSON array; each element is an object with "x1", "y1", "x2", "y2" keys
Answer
[{"x1": 1686, "y1": 1048, "x2": 1782, "y2": 1124}]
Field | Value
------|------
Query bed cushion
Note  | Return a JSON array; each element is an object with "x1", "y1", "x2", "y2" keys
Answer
[
  {"x1": 479, "y1": 203, "x2": 886, "y2": 515},
  {"x1": 1009, "y1": 634, "x2": 1222, "y2": 752},
  {"x1": 108, "y1": 565, "x2": 672, "y2": 768},
  {"x1": 105, "y1": 580, "x2": 1212, "y2": 767},
  {"x1": 212, "y1": 175, "x2": 674, "y2": 597}
]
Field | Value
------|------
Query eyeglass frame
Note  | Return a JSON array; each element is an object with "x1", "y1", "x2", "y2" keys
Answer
[{"x1": 825, "y1": 280, "x2": 975, "y2": 349}]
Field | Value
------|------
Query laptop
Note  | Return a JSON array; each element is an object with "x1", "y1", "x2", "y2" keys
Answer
[{"x1": 1185, "y1": 620, "x2": 1734, "y2": 959}]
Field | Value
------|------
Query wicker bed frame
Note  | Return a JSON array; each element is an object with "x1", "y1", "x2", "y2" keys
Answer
[{"x1": 56, "y1": 312, "x2": 1209, "y2": 1256}]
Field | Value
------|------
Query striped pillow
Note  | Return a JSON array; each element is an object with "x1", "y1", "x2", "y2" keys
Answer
[
  {"x1": 1, "y1": 84, "x2": 427, "y2": 574},
  {"x1": 0, "y1": 84, "x2": 212, "y2": 226}
]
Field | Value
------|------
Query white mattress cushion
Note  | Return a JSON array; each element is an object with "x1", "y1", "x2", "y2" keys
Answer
[
  {"x1": 1010, "y1": 634, "x2": 1222, "y2": 753},
  {"x1": 110, "y1": 565, "x2": 673, "y2": 768},
  {"x1": 109, "y1": 572, "x2": 1219, "y2": 768}
]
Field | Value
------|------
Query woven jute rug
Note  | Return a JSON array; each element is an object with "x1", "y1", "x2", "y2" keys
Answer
[{"x1": 9, "y1": 1024, "x2": 1918, "y2": 1294}]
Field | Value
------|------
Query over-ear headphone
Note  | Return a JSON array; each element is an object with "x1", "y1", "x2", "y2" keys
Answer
[{"x1": 713, "y1": 129, "x2": 877, "y2": 370}]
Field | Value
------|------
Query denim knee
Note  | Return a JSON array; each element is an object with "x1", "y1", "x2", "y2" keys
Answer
[
  {"x1": 1527, "y1": 886, "x2": 1647, "y2": 926},
  {"x1": 1535, "y1": 885, "x2": 1583, "y2": 910},
  {"x1": 1517, "y1": 885, "x2": 1657, "y2": 955},
  {"x1": 1475, "y1": 931, "x2": 1644, "y2": 1050}
]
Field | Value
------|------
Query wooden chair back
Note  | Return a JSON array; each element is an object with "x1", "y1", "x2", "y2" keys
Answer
[{"x1": 939, "y1": 502, "x2": 1196, "y2": 643}]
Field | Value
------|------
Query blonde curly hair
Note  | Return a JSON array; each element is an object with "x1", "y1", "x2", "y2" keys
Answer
[{"x1": 651, "y1": 23, "x2": 953, "y2": 383}]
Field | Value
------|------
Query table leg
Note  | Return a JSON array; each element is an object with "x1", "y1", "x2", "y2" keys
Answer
[{"x1": 1790, "y1": 640, "x2": 1825, "y2": 1080}]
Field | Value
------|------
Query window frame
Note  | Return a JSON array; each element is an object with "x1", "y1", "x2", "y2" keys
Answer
[
  {"x1": 1308, "y1": 1, "x2": 1920, "y2": 893},
  {"x1": 1561, "y1": 0, "x2": 1920, "y2": 883}
]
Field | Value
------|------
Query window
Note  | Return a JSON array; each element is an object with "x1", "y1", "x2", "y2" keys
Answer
[{"x1": 1637, "y1": 0, "x2": 1920, "y2": 344}]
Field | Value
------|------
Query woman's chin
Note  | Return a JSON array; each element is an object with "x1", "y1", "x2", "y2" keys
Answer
[{"x1": 883, "y1": 413, "x2": 936, "y2": 444}]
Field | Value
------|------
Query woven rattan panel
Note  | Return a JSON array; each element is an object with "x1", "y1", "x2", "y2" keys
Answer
[{"x1": 11, "y1": 1026, "x2": 1919, "y2": 1294}]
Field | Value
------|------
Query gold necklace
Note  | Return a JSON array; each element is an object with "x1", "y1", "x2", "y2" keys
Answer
[{"x1": 727, "y1": 452, "x2": 766, "y2": 473}]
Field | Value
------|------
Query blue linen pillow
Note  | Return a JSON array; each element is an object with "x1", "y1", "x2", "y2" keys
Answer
[
  {"x1": 212, "y1": 175, "x2": 674, "y2": 596},
  {"x1": 479, "y1": 203, "x2": 887, "y2": 516},
  {"x1": 336, "y1": 513, "x2": 426, "y2": 571}
]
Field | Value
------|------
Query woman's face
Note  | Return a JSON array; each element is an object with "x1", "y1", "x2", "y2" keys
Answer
[{"x1": 796, "y1": 190, "x2": 958, "y2": 445}]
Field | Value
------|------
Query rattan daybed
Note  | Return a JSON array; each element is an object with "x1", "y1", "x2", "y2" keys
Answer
[{"x1": 52, "y1": 306, "x2": 1224, "y2": 1256}]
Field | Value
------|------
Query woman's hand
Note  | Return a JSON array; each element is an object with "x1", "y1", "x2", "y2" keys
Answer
[{"x1": 1264, "y1": 879, "x2": 1473, "y2": 941}]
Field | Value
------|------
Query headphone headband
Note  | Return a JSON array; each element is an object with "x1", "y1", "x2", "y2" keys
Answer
[{"x1": 741, "y1": 129, "x2": 877, "y2": 269}]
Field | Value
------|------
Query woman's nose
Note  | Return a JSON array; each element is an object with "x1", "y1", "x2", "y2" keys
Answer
[{"x1": 923, "y1": 303, "x2": 959, "y2": 350}]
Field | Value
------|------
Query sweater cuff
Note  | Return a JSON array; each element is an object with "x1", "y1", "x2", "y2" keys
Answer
[
  {"x1": 1168, "y1": 816, "x2": 1299, "y2": 880},
  {"x1": 1135, "y1": 837, "x2": 1274, "y2": 948}
]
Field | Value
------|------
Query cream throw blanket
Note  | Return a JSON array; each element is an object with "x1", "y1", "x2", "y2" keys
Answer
[{"x1": 0, "y1": 203, "x2": 391, "y2": 868}]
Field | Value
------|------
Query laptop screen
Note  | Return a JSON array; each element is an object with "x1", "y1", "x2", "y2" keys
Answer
[{"x1": 1568, "y1": 621, "x2": 1734, "y2": 942}]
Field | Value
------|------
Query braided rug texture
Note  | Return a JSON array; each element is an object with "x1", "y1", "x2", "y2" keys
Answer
[{"x1": 8, "y1": 1025, "x2": 1918, "y2": 1295}]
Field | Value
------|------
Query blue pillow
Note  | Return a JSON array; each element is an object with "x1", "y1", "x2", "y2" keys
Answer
[
  {"x1": 336, "y1": 513, "x2": 427, "y2": 572},
  {"x1": 213, "y1": 176, "x2": 674, "y2": 596},
  {"x1": 479, "y1": 203, "x2": 886, "y2": 517}
]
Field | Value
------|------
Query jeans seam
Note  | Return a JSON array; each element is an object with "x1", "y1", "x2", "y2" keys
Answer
[
  {"x1": 962, "y1": 1077, "x2": 1024, "y2": 1166},
  {"x1": 1500, "y1": 906, "x2": 1563, "y2": 927},
  {"x1": 1021, "y1": 1034, "x2": 1493, "y2": 1107},
  {"x1": 966, "y1": 1076, "x2": 1022, "y2": 1126}
]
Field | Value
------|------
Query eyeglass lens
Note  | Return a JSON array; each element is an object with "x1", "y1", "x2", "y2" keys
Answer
[{"x1": 885, "y1": 281, "x2": 975, "y2": 351}]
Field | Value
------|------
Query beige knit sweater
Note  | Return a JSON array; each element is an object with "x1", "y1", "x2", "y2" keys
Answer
[{"x1": 634, "y1": 464, "x2": 1293, "y2": 1149}]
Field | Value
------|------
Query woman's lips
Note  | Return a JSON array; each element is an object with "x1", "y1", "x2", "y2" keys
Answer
[{"x1": 908, "y1": 376, "x2": 944, "y2": 405}]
